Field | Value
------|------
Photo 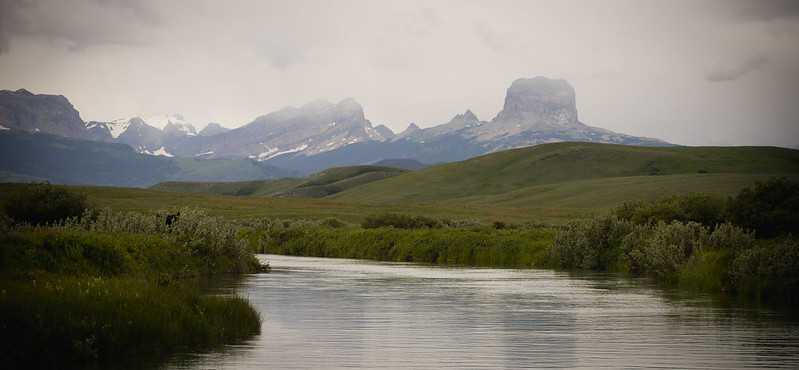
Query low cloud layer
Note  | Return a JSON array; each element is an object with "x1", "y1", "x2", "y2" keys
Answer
[
  {"x1": 1, "y1": 0, "x2": 798, "y2": 148},
  {"x1": 704, "y1": 55, "x2": 770, "y2": 82}
]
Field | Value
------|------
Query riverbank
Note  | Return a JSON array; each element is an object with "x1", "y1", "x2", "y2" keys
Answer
[
  {"x1": 0, "y1": 202, "x2": 265, "y2": 367},
  {"x1": 242, "y1": 178, "x2": 799, "y2": 304}
]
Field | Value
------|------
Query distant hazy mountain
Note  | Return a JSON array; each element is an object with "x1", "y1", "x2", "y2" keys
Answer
[
  {"x1": 390, "y1": 77, "x2": 667, "y2": 150},
  {"x1": 262, "y1": 78, "x2": 669, "y2": 173},
  {"x1": 86, "y1": 114, "x2": 198, "y2": 157},
  {"x1": 0, "y1": 131, "x2": 301, "y2": 187},
  {"x1": 0, "y1": 89, "x2": 90, "y2": 140},
  {"x1": 0, "y1": 78, "x2": 672, "y2": 181},
  {"x1": 172, "y1": 98, "x2": 388, "y2": 161}
]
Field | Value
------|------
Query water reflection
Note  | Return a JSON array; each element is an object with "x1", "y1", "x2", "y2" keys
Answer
[{"x1": 162, "y1": 255, "x2": 799, "y2": 369}]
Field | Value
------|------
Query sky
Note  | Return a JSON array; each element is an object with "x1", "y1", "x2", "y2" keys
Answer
[{"x1": 1, "y1": 0, "x2": 798, "y2": 148}]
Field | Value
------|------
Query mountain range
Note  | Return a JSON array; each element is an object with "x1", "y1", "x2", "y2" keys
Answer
[{"x1": 1, "y1": 77, "x2": 671, "y2": 185}]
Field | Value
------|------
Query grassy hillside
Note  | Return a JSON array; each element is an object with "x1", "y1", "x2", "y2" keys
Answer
[
  {"x1": 151, "y1": 178, "x2": 306, "y2": 196},
  {"x1": 152, "y1": 165, "x2": 409, "y2": 198},
  {"x1": 328, "y1": 142, "x2": 799, "y2": 206},
  {"x1": 274, "y1": 165, "x2": 409, "y2": 198},
  {"x1": 0, "y1": 183, "x2": 596, "y2": 225}
]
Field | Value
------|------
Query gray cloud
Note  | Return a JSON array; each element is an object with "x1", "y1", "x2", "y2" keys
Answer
[
  {"x1": 0, "y1": 0, "x2": 162, "y2": 53},
  {"x1": 730, "y1": 0, "x2": 799, "y2": 21},
  {"x1": 704, "y1": 0, "x2": 799, "y2": 22},
  {"x1": 703, "y1": 55, "x2": 770, "y2": 82},
  {"x1": 472, "y1": 21, "x2": 507, "y2": 52},
  {"x1": 1, "y1": 0, "x2": 797, "y2": 148}
]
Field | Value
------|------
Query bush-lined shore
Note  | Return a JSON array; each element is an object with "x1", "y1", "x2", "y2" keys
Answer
[
  {"x1": 548, "y1": 177, "x2": 798, "y2": 302},
  {"x1": 244, "y1": 178, "x2": 799, "y2": 303},
  {"x1": 0, "y1": 183, "x2": 265, "y2": 367}
]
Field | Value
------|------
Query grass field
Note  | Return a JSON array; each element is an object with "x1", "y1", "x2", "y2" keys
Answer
[
  {"x1": 146, "y1": 143, "x2": 799, "y2": 210},
  {"x1": 329, "y1": 143, "x2": 799, "y2": 204}
]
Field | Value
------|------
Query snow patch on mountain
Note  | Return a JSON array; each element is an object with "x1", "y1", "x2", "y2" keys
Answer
[
  {"x1": 107, "y1": 118, "x2": 131, "y2": 139},
  {"x1": 251, "y1": 144, "x2": 309, "y2": 161},
  {"x1": 151, "y1": 147, "x2": 174, "y2": 157}
]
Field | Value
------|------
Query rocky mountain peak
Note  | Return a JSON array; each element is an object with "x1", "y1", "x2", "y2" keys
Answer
[
  {"x1": 15, "y1": 88, "x2": 34, "y2": 96},
  {"x1": 334, "y1": 98, "x2": 365, "y2": 121},
  {"x1": 198, "y1": 122, "x2": 230, "y2": 137},
  {"x1": 461, "y1": 109, "x2": 478, "y2": 122},
  {"x1": 300, "y1": 99, "x2": 335, "y2": 112},
  {"x1": 495, "y1": 77, "x2": 578, "y2": 126}
]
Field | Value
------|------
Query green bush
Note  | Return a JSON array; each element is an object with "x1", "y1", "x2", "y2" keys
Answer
[
  {"x1": 705, "y1": 222, "x2": 756, "y2": 251},
  {"x1": 730, "y1": 237, "x2": 799, "y2": 301},
  {"x1": 644, "y1": 221, "x2": 706, "y2": 279},
  {"x1": 362, "y1": 213, "x2": 444, "y2": 229},
  {"x1": 618, "y1": 192, "x2": 727, "y2": 228},
  {"x1": 547, "y1": 212, "x2": 632, "y2": 270},
  {"x1": 727, "y1": 177, "x2": 799, "y2": 238},
  {"x1": 2, "y1": 182, "x2": 91, "y2": 226}
]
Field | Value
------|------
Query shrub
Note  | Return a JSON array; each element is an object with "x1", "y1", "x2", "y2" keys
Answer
[
  {"x1": 620, "y1": 221, "x2": 708, "y2": 279},
  {"x1": 623, "y1": 192, "x2": 727, "y2": 228},
  {"x1": 443, "y1": 218, "x2": 487, "y2": 229},
  {"x1": 727, "y1": 177, "x2": 799, "y2": 238},
  {"x1": 2, "y1": 182, "x2": 91, "y2": 226},
  {"x1": 362, "y1": 213, "x2": 444, "y2": 229},
  {"x1": 548, "y1": 213, "x2": 633, "y2": 270},
  {"x1": 730, "y1": 237, "x2": 799, "y2": 301},
  {"x1": 705, "y1": 223, "x2": 756, "y2": 251},
  {"x1": 644, "y1": 221, "x2": 707, "y2": 279}
]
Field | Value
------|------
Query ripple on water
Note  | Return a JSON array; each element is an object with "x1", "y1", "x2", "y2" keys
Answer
[{"x1": 164, "y1": 255, "x2": 799, "y2": 369}]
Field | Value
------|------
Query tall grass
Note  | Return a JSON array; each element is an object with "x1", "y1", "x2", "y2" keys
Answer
[
  {"x1": 244, "y1": 223, "x2": 556, "y2": 269},
  {"x1": 0, "y1": 275, "x2": 260, "y2": 366},
  {"x1": 0, "y1": 198, "x2": 265, "y2": 367}
]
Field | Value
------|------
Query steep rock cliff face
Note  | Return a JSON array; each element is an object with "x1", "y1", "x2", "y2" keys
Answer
[{"x1": 0, "y1": 89, "x2": 90, "y2": 140}]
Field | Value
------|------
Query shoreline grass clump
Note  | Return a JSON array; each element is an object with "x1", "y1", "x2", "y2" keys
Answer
[
  {"x1": 0, "y1": 274, "x2": 261, "y2": 367},
  {"x1": 0, "y1": 182, "x2": 265, "y2": 368}
]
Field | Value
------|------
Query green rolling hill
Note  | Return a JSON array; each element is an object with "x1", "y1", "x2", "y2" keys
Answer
[
  {"x1": 327, "y1": 142, "x2": 799, "y2": 207},
  {"x1": 151, "y1": 142, "x2": 799, "y2": 209},
  {"x1": 151, "y1": 165, "x2": 408, "y2": 198}
]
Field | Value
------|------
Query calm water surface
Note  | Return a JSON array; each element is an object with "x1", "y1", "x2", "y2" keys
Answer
[{"x1": 164, "y1": 254, "x2": 799, "y2": 369}]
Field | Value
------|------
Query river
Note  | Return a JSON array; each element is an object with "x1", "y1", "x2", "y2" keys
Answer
[{"x1": 162, "y1": 254, "x2": 799, "y2": 369}]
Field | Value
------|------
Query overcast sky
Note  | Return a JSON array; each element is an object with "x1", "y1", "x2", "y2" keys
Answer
[{"x1": 1, "y1": 0, "x2": 798, "y2": 147}]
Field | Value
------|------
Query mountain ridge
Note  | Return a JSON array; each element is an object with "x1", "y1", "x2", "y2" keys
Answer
[{"x1": 1, "y1": 77, "x2": 674, "y2": 180}]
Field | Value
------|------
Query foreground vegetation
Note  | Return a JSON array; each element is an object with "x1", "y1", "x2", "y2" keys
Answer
[{"x1": 0, "y1": 183, "x2": 264, "y2": 367}]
